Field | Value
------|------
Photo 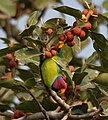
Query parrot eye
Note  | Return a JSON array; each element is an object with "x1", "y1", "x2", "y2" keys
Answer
[{"x1": 59, "y1": 83, "x2": 63, "y2": 88}]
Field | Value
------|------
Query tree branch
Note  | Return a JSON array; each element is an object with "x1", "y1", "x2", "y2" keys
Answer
[
  {"x1": 69, "y1": 108, "x2": 102, "y2": 119},
  {"x1": 23, "y1": 111, "x2": 65, "y2": 120},
  {"x1": 0, "y1": 108, "x2": 102, "y2": 120},
  {"x1": 0, "y1": 13, "x2": 10, "y2": 19},
  {"x1": 49, "y1": 89, "x2": 70, "y2": 110}
]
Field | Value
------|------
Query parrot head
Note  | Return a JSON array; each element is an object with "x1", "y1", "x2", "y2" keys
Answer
[{"x1": 52, "y1": 76, "x2": 67, "y2": 94}]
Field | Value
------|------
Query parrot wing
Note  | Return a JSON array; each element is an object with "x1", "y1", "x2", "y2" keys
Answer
[{"x1": 41, "y1": 57, "x2": 62, "y2": 88}]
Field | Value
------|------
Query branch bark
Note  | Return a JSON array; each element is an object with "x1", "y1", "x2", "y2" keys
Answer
[
  {"x1": 49, "y1": 89, "x2": 70, "y2": 110},
  {"x1": 69, "y1": 108, "x2": 102, "y2": 119},
  {"x1": 24, "y1": 108, "x2": 102, "y2": 120},
  {"x1": 0, "y1": 108, "x2": 102, "y2": 120}
]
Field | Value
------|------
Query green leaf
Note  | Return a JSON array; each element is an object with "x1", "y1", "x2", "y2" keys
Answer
[
  {"x1": 27, "y1": 63, "x2": 40, "y2": 78},
  {"x1": 27, "y1": 11, "x2": 39, "y2": 27},
  {"x1": 100, "y1": 57, "x2": 108, "y2": 69},
  {"x1": 0, "y1": 78, "x2": 24, "y2": 92},
  {"x1": 100, "y1": 115, "x2": 108, "y2": 120},
  {"x1": 73, "y1": 71, "x2": 88, "y2": 85},
  {"x1": 102, "y1": 12, "x2": 108, "y2": 18},
  {"x1": 72, "y1": 103, "x2": 88, "y2": 115},
  {"x1": 101, "y1": 101, "x2": 108, "y2": 110},
  {"x1": 61, "y1": 44, "x2": 73, "y2": 63},
  {"x1": 76, "y1": 21, "x2": 86, "y2": 28},
  {"x1": 62, "y1": 69, "x2": 73, "y2": 86},
  {"x1": 24, "y1": 36, "x2": 46, "y2": 47},
  {"x1": 88, "y1": 64, "x2": 108, "y2": 73},
  {"x1": 103, "y1": 0, "x2": 108, "y2": 10},
  {"x1": 0, "y1": 66, "x2": 6, "y2": 76},
  {"x1": 34, "y1": 0, "x2": 54, "y2": 10},
  {"x1": 19, "y1": 25, "x2": 36, "y2": 37},
  {"x1": 53, "y1": 6, "x2": 82, "y2": 19},
  {"x1": 0, "y1": 78, "x2": 14, "y2": 88},
  {"x1": 90, "y1": 32, "x2": 108, "y2": 46},
  {"x1": 94, "y1": 42, "x2": 108, "y2": 59},
  {"x1": 0, "y1": 104, "x2": 10, "y2": 112},
  {"x1": 0, "y1": 44, "x2": 26, "y2": 57},
  {"x1": 99, "y1": 12, "x2": 108, "y2": 21},
  {"x1": 0, "y1": 38, "x2": 10, "y2": 44},
  {"x1": 17, "y1": 68, "x2": 36, "y2": 83},
  {"x1": 57, "y1": 27, "x2": 64, "y2": 34},
  {"x1": 56, "y1": 0, "x2": 62, "y2": 3},
  {"x1": 88, "y1": 89, "x2": 100, "y2": 108},
  {"x1": 81, "y1": 69, "x2": 99, "y2": 85},
  {"x1": 42, "y1": 18, "x2": 66, "y2": 29},
  {"x1": 80, "y1": 82, "x2": 95, "y2": 91},
  {"x1": 81, "y1": 52, "x2": 98, "y2": 72},
  {"x1": 90, "y1": 32, "x2": 108, "y2": 68},
  {"x1": 0, "y1": 0, "x2": 16, "y2": 17},
  {"x1": 42, "y1": 97, "x2": 57, "y2": 110},
  {"x1": 16, "y1": 100, "x2": 40, "y2": 112},
  {"x1": 24, "y1": 79, "x2": 36, "y2": 88},
  {"x1": 16, "y1": 89, "x2": 43, "y2": 101},
  {"x1": 90, "y1": 19, "x2": 98, "y2": 30},
  {"x1": 79, "y1": 90, "x2": 90, "y2": 101},
  {"x1": 34, "y1": 26, "x2": 42, "y2": 37},
  {"x1": 93, "y1": 73, "x2": 108, "y2": 86},
  {"x1": 96, "y1": 84, "x2": 108, "y2": 96},
  {"x1": 72, "y1": 36, "x2": 81, "y2": 54},
  {"x1": 15, "y1": 48, "x2": 40, "y2": 65}
]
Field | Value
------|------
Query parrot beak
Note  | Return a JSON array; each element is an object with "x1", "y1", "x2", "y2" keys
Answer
[{"x1": 59, "y1": 88, "x2": 66, "y2": 94}]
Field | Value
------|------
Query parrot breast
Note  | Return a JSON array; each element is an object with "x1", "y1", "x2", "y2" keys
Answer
[{"x1": 41, "y1": 57, "x2": 62, "y2": 88}]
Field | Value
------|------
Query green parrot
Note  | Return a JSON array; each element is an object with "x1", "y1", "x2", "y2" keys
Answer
[{"x1": 41, "y1": 56, "x2": 67, "y2": 94}]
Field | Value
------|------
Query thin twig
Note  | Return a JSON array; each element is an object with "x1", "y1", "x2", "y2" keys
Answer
[
  {"x1": 0, "y1": 13, "x2": 10, "y2": 19},
  {"x1": 5, "y1": 19, "x2": 12, "y2": 38},
  {"x1": 46, "y1": 32, "x2": 57, "y2": 44},
  {"x1": 0, "y1": 89, "x2": 9, "y2": 100},
  {"x1": 37, "y1": 8, "x2": 47, "y2": 24},
  {"x1": 20, "y1": 85, "x2": 50, "y2": 120},
  {"x1": 0, "y1": 111, "x2": 14, "y2": 117}
]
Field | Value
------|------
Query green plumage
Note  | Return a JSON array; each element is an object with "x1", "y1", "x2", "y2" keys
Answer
[{"x1": 41, "y1": 56, "x2": 62, "y2": 88}]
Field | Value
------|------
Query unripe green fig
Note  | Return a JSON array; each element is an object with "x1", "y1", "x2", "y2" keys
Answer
[{"x1": 93, "y1": 73, "x2": 108, "y2": 86}]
